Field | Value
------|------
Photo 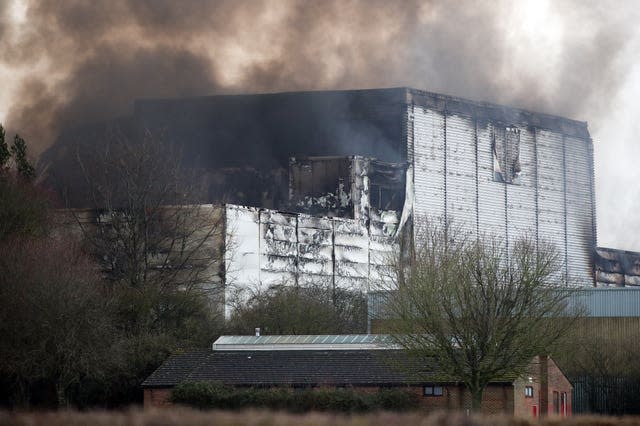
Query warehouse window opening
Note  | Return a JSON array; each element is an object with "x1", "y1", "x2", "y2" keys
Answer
[{"x1": 493, "y1": 126, "x2": 521, "y2": 184}]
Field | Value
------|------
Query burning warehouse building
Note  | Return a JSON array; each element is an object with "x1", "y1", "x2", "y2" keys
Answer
[{"x1": 52, "y1": 87, "x2": 601, "y2": 314}]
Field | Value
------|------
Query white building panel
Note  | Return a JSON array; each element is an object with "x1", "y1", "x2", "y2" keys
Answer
[
  {"x1": 477, "y1": 122, "x2": 506, "y2": 239},
  {"x1": 446, "y1": 113, "x2": 478, "y2": 236},
  {"x1": 565, "y1": 135, "x2": 595, "y2": 285},
  {"x1": 536, "y1": 129, "x2": 568, "y2": 283},
  {"x1": 505, "y1": 126, "x2": 537, "y2": 255},
  {"x1": 412, "y1": 108, "x2": 446, "y2": 223},
  {"x1": 224, "y1": 205, "x2": 261, "y2": 316},
  {"x1": 224, "y1": 205, "x2": 397, "y2": 313}
]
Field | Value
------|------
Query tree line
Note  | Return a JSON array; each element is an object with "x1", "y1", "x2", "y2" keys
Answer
[
  {"x1": 0, "y1": 126, "x2": 368, "y2": 409},
  {"x1": 1, "y1": 124, "x2": 581, "y2": 413}
]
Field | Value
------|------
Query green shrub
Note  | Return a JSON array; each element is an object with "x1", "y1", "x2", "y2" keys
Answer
[
  {"x1": 171, "y1": 381, "x2": 230, "y2": 409},
  {"x1": 373, "y1": 388, "x2": 420, "y2": 411},
  {"x1": 307, "y1": 388, "x2": 372, "y2": 413},
  {"x1": 171, "y1": 383, "x2": 418, "y2": 413}
]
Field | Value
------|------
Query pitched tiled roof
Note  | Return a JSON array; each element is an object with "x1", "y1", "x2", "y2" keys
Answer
[
  {"x1": 142, "y1": 349, "x2": 443, "y2": 388},
  {"x1": 142, "y1": 349, "x2": 210, "y2": 387}
]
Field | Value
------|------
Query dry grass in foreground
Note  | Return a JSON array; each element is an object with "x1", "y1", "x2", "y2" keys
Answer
[{"x1": 1, "y1": 408, "x2": 640, "y2": 426}]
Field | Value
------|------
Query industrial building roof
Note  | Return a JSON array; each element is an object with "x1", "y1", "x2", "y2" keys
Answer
[
  {"x1": 142, "y1": 349, "x2": 429, "y2": 388},
  {"x1": 212, "y1": 334, "x2": 394, "y2": 350}
]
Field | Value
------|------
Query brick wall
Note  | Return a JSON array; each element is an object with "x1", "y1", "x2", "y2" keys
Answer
[
  {"x1": 513, "y1": 376, "x2": 541, "y2": 418},
  {"x1": 143, "y1": 383, "x2": 516, "y2": 413},
  {"x1": 454, "y1": 384, "x2": 514, "y2": 414},
  {"x1": 390, "y1": 384, "x2": 513, "y2": 414},
  {"x1": 143, "y1": 388, "x2": 172, "y2": 408},
  {"x1": 545, "y1": 357, "x2": 572, "y2": 416},
  {"x1": 512, "y1": 356, "x2": 573, "y2": 418}
]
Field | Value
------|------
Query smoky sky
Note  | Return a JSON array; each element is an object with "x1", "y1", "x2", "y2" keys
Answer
[
  {"x1": 1, "y1": 0, "x2": 639, "y2": 248},
  {"x1": 3, "y1": 0, "x2": 634, "y2": 154}
]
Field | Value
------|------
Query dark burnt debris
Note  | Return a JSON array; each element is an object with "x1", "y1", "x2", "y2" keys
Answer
[
  {"x1": 289, "y1": 156, "x2": 406, "y2": 220},
  {"x1": 594, "y1": 247, "x2": 640, "y2": 287}
]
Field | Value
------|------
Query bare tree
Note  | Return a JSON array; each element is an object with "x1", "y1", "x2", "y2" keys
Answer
[
  {"x1": 0, "y1": 236, "x2": 114, "y2": 408},
  {"x1": 58, "y1": 129, "x2": 228, "y2": 406},
  {"x1": 72, "y1": 129, "x2": 225, "y2": 338},
  {"x1": 386, "y1": 223, "x2": 578, "y2": 412},
  {"x1": 226, "y1": 280, "x2": 368, "y2": 335}
]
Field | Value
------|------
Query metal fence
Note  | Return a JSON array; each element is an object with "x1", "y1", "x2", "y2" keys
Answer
[{"x1": 572, "y1": 375, "x2": 640, "y2": 415}]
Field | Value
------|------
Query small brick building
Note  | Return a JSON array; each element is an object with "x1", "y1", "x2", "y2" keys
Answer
[{"x1": 142, "y1": 335, "x2": 571, "y2": 417}]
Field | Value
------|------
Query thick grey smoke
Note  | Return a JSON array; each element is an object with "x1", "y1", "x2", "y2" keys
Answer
[
  {"x1": 3, "y1": 0, "x2": 633, "y2": 153},
  {"x1": 1, "y1": 0, "x2": 638, "y2": 248},
  {"x1": 0, "y1": 4, "x2": 6, "y2": 41}
]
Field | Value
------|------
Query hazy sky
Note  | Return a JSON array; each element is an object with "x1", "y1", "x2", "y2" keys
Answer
[{"x1": 0, "y1": 0, "x2": 638, "y2": 250}]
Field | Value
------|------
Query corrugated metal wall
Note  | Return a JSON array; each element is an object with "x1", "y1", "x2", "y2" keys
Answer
[
  {"x1": 446, "y1": 113, "x2": 477, "y2": 238},
  {"x1": 368, "y1": 288, "x2": 640, "y2": 321},
  {"x1": 536, "y1": 129, "x2": 568, "y2": 283},
  {"x1": 564, "y1": 136, "x2": 596, "y2": 284},
  {"x1": 409, "y1": 105, "x2": 595, "y2": 286},
  {"x1": 412, "y1": 106, "x2": 446, "y2": 223},
  {"x1": 478, "y1": 121, "x2": 506, "y2": 239},
  {"x1": 225, "y1": 205, "x2": 397, "y2": 317},
  {"x1": 567, "y1": 288, "x2": 640, "y2": 317}
]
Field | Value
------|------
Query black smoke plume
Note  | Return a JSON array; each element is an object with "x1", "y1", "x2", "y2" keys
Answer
[
  {"x1": 1, "y1": 0, "x2": 638, "y2": 248},
  {"x1": 1, "y1": 0, "x2": 635, "y2": 155}
]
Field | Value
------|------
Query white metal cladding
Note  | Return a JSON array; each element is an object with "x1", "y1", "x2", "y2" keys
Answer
[
  {"x1": 536, "y1": 129, "x2": 568, "y2": 284},
  {"x1": 224, "y1": 205, "x2": 398, "y2": 316},
  {"x1": 260, "y1": 210, "x2": 297, "y2": 287},
  {"x1": 564, "y1": 136, "x2": 595, "y2": 285},
  {"x1": 505, "y1": 126, "x2": 537, "y2": 257},
  {"x1": 445, "y1": 113, "x2": 478, "y2": 237},
  {"x1": 409, "y1": 107, "x2": 594, "y2": 287},
  {"x1": 225, "y1": 205, "x2": 260, "y2": 291},
  {"x1": 297, "y1": 215, "x2": 334, "y2": 285},
  {"x1": 412, "y1": 107, "x2": 446, "y2": 224},
  {"x1": 334, "y1": 217, "x2": 369, "y2": 291},
  {"x1": 477, "y1": 122, "x2": 507, "y2": 239}
]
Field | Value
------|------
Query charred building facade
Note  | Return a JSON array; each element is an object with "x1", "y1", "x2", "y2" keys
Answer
[
  {"x1": 130, "y1": 88, "x2": 598, "y2": 300},
  {"x1": 47, "y1": 88, "x2": 606, "y2": 314}
]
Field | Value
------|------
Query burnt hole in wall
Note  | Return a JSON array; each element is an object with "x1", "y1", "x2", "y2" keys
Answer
[
  {"x1": 368, "y1": 161, "x2": 405, "y2": 211},
  {"x1": 493, "y1": 126, "x2": 521, "y2": 184},
  {"x1": 289, "y1": 156, "x2": 406, "y2": 220},
  {"x1": 289, "y1": 156, "x2": 353, "y2": 217}
]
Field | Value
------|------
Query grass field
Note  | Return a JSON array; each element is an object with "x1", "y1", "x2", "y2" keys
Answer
[{"x1": 2, "y1": 408, "x2": 640, "y2": 426}]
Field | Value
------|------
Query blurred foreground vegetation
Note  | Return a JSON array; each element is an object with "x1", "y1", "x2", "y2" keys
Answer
[
  {"x1": 171, "y1": 382, "x2": 418, "y2": 412},
  {"x1": 2, "y1": 408, "x2": 640, "y2": 426}
]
